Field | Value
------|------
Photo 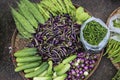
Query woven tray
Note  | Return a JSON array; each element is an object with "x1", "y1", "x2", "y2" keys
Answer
[
  {"x1": 11, "y1": 28, "x2": 103, "y2": 80},
  {"x1": 10, "y1": 6, "x2": 103, "y2": 80},
  {"x1": 106, "y1": 7, "x2": 120, "y2": 70}
]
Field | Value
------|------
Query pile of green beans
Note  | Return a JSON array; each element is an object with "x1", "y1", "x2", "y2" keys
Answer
[
  {"x1": 104, "y1": 39, "x2": 120, "y2": 63},
  {"x1": 83, "y1": 21, "x2": 107, "y2": 45}
]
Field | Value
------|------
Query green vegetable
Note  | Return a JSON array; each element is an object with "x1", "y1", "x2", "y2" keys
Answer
[
  {"x1": 112, "y1": 69, "x2": 120, "y2": 80},
  {"x1": 113, "y1": 18, "x2": 120, "y2": 28},
  {"x1": 21, "y1": 0, "x2": 45, "y2": 24},
  {"x1": 104, "y1": 39, "x2": 120, "y2": 63},
  {"x1": 16, "y1": 56, "x2": 41, "y2": 63},
  {"x1": 38, "y1": 71, "x2": 48, "y2": 77},
  {"x1": 76, "y1": 7, "x2": 91, "y2": 24},
  {"x1": 64, "y1": 0, "x2": 76, "y2": 18},
  {"x1": 37, "y1": 4, "x2": 50, "y2": 21},
  {"x1": 40, "y1": 0, "x2": 58, "y2": 16},
  {"x1": 13, "y1": 17, "x2": 32, "y2": 39},
  {"x1": 33, "y1": 76, "x2": 52, "y2": 80},
  {"x1": 47, "y1": 61, "x2": 53, "y2": 75},
  {"x1": 53, "y1": 74, "x2": 67, "y2": 80},
  {"x1": 62, "y1": 55, "x2": 77, "y2": 64},
  {"x1": 14, "y1": 48, "x2": 37, "y2": 57},
  {"x1": 57, "y1": 0, "x2": 67, "y2": 13},
  {"x1": 83, "y1": 21, "x2": 107, "y2": 45},
  {"x1": 17, "y1": 62, "x2": 30, "y2": 66},
  {"x1": 56, "y1": 63, "x2": 70, "y2": 76},
  {"x1": 54, "y1": 63, "x2": 64, "y2": 72},
  {"x1": 25, "y1": 62, "x2": 49, "y2": 78},
  {"x1": 108, "y1": 48, "x2": 120, "y2": 58},
  {"x1": 11, "y1": 7, "x2": 35, "y2": 33},
  {"x1": 18, "y1": 1, "x2": 38, "y2": 29},
  {"x1": 24, "y1": 67, "x2": 36, "y2": 73},
  {"x1": 15, "y1": 62, "x2": 40, "y2": 72}
]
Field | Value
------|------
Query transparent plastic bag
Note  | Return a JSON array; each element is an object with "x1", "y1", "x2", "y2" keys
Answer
[
  {"x1": 80, "y1": 17, "x2": 110, "y2": 53},
  {"x1": 108, "y1": 14, "x2": 120, "y2": 34}
]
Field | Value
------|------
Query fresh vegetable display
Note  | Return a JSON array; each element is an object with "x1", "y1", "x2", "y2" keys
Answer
[
  {"x1": 83, "y1": 21, "x2": 108, "y2": 45},
  {"x1": 11, "y1": 0, "x2": 103, "y2": 80},
  {"x1": 113, "y1": 18, "x2": 120, "y2": 28}
]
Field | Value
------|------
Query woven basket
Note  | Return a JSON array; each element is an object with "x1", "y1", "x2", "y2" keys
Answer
[
  {"x1": 106, "y1": 7, "x2": 120, "y2": 70},
  {"x1": 10, "y1": 5, "x2": 103, "y2": 80}
]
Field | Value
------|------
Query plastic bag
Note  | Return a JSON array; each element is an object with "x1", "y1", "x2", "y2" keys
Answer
[
  {"x1": 108, "y1": 14, "x2": 120, "y2": 34},
  {"x1": 80, "y1": 17, "x2": 110, "y2": 53},
  {"x1": 108, "y1": 14, "x2": 120, "y2": 42}
]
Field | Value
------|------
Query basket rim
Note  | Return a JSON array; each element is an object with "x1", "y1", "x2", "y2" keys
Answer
[{"x1": 106, "y1": 7, "x2": 120, "y2": 70}]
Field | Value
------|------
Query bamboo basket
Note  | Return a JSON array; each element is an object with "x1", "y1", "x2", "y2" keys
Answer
[
  {"x1": 106, "y1": 7, "x2": 120, "y2": 70},
  {"x1": 10, "y1": 5, "x2": 103, "y2": 80}
]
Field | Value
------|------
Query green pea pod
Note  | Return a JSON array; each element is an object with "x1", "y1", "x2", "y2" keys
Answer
[
  {"x1": 11, "y1": 7, "x2": 35, "y2": 33},
  {"x1": 21, "y1": 0, "x2": 45, "y2": 24},
  {"x1": 13, "y1": 17, "x2": 33, "y2": 39},
  {"x1": 18, "y1": 1, "x2": 38, "y2": 29}
]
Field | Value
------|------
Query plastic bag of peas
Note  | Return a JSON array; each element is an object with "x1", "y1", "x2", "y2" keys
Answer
[{"x1": 80, "y1": 17, "x2": 110, "y2": 53}]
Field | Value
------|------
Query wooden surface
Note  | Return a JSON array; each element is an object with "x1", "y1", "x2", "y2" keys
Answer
[{"x1": 0, "y1": 0, "x2": 120, "y2": 80}]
